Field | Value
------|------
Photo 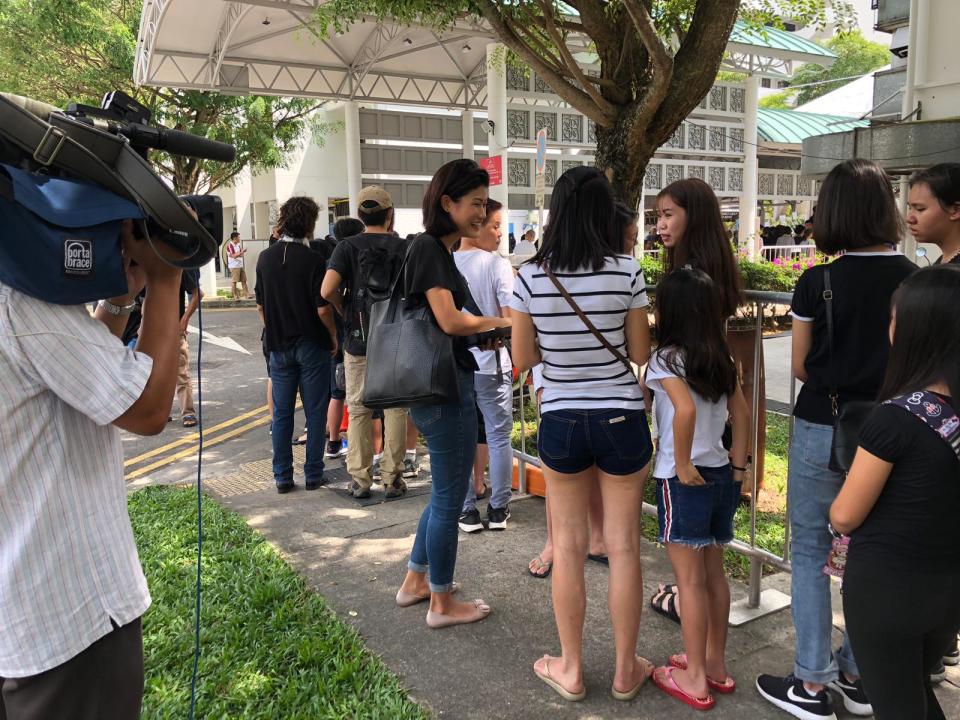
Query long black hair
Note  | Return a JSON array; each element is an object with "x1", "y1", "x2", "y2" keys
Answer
[
  {"x1": 530, "y1": 165, "x2": 619, "y2": 272},
  {"x1": 879, "y1": 264, "x2": 960, "y2": 402},
  {"x1": 657, "y1": 178, "x2": 743, "y2": 318},
  {"x1": 653, "y1": 267, "x2": 737, "y2": 402}
]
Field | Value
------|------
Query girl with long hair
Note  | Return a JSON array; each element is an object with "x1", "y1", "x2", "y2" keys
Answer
[
  {"x1": 510, "y1": 165, "x2": 654, "y2": 702},
  {"x1": 830, "y1": 265, "x2": 960, "y2": 719},
  {"x1": 649, "y1": 179, "x2": 745, "y2": 624},
  {"x1": 394, "y1": 160, "x2": 511, "y2": 628},
  {"x1": 646, "y1": 268, "x2": 750, "y2": 711},
  {"x1": 757, "y1": 159, "x2": 916, "y2": 719}
]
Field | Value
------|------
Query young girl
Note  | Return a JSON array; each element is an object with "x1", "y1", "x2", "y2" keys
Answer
[
  {"x1": 646, "y1": 268, "x2": 750, "y2": 711},
  {"x1": 830, "y1": 265, "x2": 960, "y2": 719},
  {"x1": 907, "y1": 163, "x2": 960, "y2": 265}
]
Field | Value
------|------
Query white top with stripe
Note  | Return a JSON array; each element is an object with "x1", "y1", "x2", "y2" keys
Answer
[
  {"x1": 0, "y1": 282, "x2": 153, "y2": 676},
  {"x1": 509, "y1": 255, "x2": 648, "y2": 412}
]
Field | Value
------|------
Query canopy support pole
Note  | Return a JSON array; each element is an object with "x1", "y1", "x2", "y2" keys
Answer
[
  {"x1": 344, "y1": 100, "x2": 362, "y2": 217},
  {"x1": 486, "y1": 43, "x2": 509, "y2": 256},
  {"x1": 739, "y1": 73, "x2": 760, "y2": 258}
]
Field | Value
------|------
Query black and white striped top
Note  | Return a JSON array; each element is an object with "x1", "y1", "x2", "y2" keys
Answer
[{"x1": 510, "y1": 255, "x2": 648, "y2": 412}]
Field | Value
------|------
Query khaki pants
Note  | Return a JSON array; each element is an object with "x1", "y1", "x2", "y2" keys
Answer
[
  {"x1": 173, "y1": 331, "x2": 195, "y2": 417},
  {"x1": 344, "y1": 352, "x2": 406, "y2": 490},
  {"x1": 230, "y1": 267, "x2": 247, "y2": 299}
]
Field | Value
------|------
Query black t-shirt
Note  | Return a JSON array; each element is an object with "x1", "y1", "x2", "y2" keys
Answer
[
  {"x1": 327, "y1": 232, "x2": 407, "y2": 357},
  {"x1": 790, "y1": 254, "x2": 917, "y2": 425},
  {"x1": 850, "y1": 395, "x2": 960, "y2": 571},
  {"x1": 404, "y1": 233, "x2": 479, "y2": 372},
  {"x1": 255, "y1": 240, "x2": 331, "y2": 353},
  {"x1": 178, "y1": 269, "x2": 199, "y2": 320}
]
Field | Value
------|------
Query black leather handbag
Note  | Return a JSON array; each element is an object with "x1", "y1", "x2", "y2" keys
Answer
[
  {"x1": 823, "y1": 268, "x2": 875, "y2": 474},
  {"x1": 361, "y1": 244, "x2": 459, "y2": 409}
]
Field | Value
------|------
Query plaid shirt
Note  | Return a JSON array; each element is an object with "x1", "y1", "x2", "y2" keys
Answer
[{"x1": 0, "y1": 282, "x2": 152, "y2": 677}]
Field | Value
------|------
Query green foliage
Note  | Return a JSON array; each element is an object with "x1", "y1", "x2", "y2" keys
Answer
[
  {"x1": 0, "y1": 0, "x2": 332, "y2": 194},
  {"x1": 738, "y1": 257, "x2": 805, "y2": 292},
  {"x1": 772, "y1": 30, "x2": 890, "y2": 107},
  {"x1": 759, "y1": 90, "x2": 794, "y2": 109},
  {"x1": 639, "y1": 254, "x2": 667, "y2": 287},
  {"x1": 129, "y1": 486, "x2": 428, "y2": 720}
]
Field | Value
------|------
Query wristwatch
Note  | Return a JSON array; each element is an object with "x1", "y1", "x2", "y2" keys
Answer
[{"x1": 98, "y1": 299, "x2": 137, "y2": 316}]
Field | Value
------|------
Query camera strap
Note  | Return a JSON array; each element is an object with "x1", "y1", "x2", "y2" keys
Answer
[{"x1": 0, "y1": 94, "x2": 216, "y2": 268}]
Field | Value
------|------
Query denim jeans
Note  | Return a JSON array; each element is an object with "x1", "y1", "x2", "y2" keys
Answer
[
  {"x1": 269, "y1": 337, "x2": 331, "y2": 487},
  {"x1": 788, "y1": 417, "x2": 860, "y2": 684},
  {"x1": 462, "y1": 371, "x2": 513, "y2": 513},
  {"x1": 408, "y1": 369, "x2": 477, "y2": 592}
]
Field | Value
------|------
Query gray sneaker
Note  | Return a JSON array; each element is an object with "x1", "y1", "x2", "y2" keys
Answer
[
  {"x1": 385, "y1": 478, "x2": 407, "y2": 498},
  {"x1": 402, "y1": 456, "x2": 420, "y2": 479},
  {"x1": 372, "y1": 458, "x2": 382, "y2": 483},
  {"x1": 349, "y1": 481, "x2": 371, "y2": 500}
]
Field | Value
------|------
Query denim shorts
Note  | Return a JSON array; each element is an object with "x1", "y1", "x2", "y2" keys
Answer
[
  {"x1": 538, "y1": 408, "x2": 653, "y2": 476},
  {"x1": 656, "y1": 465, "x2": 740, "y2": 548}
]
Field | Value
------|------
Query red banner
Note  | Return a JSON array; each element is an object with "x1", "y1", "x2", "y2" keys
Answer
[{"x1": 479, "y1": 155, "x2": 502, "y2": 187}]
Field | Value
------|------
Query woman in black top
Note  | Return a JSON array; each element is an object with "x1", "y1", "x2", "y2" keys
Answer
[
  {"x1": 907, "y1": 163, "x2": 960, "y2": 265},
  {"x1": 757, "y1": 160, "x2": 917, "y2": 718},
  {"x1": 394, "y1": 160, "x2": 511, "y2": 628},
  {"x1": 831, "y1": 265, "x2": 960, "y2": 719}
]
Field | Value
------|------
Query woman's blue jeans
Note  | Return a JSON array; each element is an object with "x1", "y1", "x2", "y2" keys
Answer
[
  {"x1": 408, "y1": 369, "x2": 477, "y2": 593},
  {"x1": 788, "y1": 417, "x2": 860, "y2": 684}
]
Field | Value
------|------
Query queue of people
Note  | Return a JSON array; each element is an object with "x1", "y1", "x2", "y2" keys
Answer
[{"x1": 251, "y1": 158, "x2": 959, "y2": 718}]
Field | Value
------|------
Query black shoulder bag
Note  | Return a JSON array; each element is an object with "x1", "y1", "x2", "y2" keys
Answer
[
  {"x1": 361, "y1": 239, "x2": 459, "y2": 409},
  {"x1": 824, "y1": 269, "x2": 876, "y2": 474}
]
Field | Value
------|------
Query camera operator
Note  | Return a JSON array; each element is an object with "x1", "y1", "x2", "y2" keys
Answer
[{"x1": 0, "y1": 219, "x2": 182, "y2": 719}]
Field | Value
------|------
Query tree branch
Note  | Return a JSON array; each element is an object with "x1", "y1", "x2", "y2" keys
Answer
[
  {"x1": 474, "y1": 0, "x2": 614, "y2": 126},
  {"x1": 535, "y1": 0, "x2": 616, "y2": 117},
  {"x1": 621, "y1": 0, "x2": 673, "y2": 119}
]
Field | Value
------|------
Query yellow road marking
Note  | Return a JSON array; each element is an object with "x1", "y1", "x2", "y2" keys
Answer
[
  {"x1": 124, "y1": 401, "x2": 302, "y2": 481},
  {"x1": 124, "y1": 404, "x2": 269, "y2": 467}
]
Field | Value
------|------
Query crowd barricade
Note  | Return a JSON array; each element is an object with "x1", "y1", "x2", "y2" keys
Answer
[
  {"x1": 760, "y1": 244, "x2": 817, "y2": 264},
  {"x1": 511, "y1": 289, "x2": 797, "y2": 625}
]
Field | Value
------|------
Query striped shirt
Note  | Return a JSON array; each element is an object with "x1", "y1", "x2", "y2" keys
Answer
[
  {"x1": 0, "y1": 282, "x2": 153, "y2": 677},
  {"x1": 510, "y1": 255, "x2": 648, "y2": 412}
]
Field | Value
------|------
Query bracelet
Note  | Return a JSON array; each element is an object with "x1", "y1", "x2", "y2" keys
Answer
[
  {"x1": 98, "y1": 299, "x2": 136, "y2": 317},
  {"x1": 731, "y1": 464, "x2": 748, "y2": 472}
]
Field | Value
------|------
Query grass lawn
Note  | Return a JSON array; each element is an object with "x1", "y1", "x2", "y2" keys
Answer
[
  {"x1": 512, "y1": 404, "x2": 792, "y2": 580},
  {"x1": 130, "y1": 486, "x2": 428, "y2": 720}
]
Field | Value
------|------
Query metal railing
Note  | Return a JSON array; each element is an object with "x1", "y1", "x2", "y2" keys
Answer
[
  {"x1": 511, "y1": 289, "x2": 797, "y2": 622},
  {"x1": 760, "y1": 244, "x2": 817, "y2": 264}
]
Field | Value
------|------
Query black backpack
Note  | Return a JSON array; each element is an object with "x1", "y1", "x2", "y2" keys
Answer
[{"x1": 346, "y1": 236, "x2": 406, "y2": 350}]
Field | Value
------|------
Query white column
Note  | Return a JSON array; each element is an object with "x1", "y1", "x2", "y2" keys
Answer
[
  {"x1": 738, "y1": 74, "x2": 760, "y2": 257},
  {"x1": 344, "y1": 100, "x2": 362, "y2": 217},
  {"x1": 199, "y1": 258, "x2": 217, "y2": 300},
  {"x1": 486, "y1": 43, "x2": 509, "y2": 256},
  {"x1": 461, "y1": 109, "x2": 475, "y2": 160}
]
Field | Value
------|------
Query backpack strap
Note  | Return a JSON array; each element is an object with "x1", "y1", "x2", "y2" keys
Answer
[{"x1": 884, "y1": 391, "x2": 960, "y2": 461}]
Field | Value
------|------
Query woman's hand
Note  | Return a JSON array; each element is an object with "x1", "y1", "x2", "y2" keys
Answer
[{"x1": 677, "y1": 462, "x2": 705, "y2": 487}]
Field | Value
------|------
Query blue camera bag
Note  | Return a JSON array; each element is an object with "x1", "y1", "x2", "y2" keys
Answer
[{"x1": 0, "y1": 163, "x2": 146, "y2": 305}]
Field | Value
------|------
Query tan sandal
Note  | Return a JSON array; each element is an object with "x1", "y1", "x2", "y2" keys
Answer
[
  {"x1": 534, "y1": 656, "x2": 586, "y2": 702},
  {"x1": 611, "y1": 656, "x2": 654, "y2": 701}
]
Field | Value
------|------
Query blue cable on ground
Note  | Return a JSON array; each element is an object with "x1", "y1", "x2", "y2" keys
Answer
[{"x1": 188, "y1": 297, "x2": 204, "y2": 720}]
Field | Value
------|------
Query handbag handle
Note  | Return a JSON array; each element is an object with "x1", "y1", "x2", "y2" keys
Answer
[
  {"x1": 823, "y1": 268, "x2": 839, "y2": 417},
  {"x1": 541, "y1": 264, "x2": 640, "y2": 387}
]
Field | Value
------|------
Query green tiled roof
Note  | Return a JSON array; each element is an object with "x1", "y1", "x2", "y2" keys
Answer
[
  {"x1": 729, "y1": 21, "x2": 837, "y2": 60},
  {"x1": 758, "y1": 108, "x2": 869, "y2": 144}
]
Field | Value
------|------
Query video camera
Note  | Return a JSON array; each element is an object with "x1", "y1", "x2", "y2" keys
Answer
[{"x1": 0, "y1": 90, "x2": 236, "y2": 304}]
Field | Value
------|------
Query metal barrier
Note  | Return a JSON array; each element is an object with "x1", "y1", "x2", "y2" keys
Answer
[
  {"x1": 760, "y1": 244, "x2": 817, "y2": 264},
  {"x1": 511, "y1": 288, "x2": 797, "y2": 626}
]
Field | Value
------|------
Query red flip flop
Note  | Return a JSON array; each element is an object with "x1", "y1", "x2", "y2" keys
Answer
[
  {"x1": 652, "y1": 666, "x2": 715, "y2": 711},
  {"x1": 669, "y1": 653, "x2": 736, "y2": 694}
]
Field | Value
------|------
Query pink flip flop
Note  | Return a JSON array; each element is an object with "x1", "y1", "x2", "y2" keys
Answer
[
  {"x1": 652, "y1": 666, "x2": 716, "y2": 711},
  {"x1": 669, "y1": 653, "x2": 736, "y2": 694}
]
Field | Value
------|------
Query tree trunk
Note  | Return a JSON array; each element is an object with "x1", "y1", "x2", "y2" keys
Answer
[{"x1": 593, "y1": 107, "x2": 656, "y2": 208}]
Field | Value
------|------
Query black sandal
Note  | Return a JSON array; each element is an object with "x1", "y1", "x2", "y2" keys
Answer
[{"x1": 650, "y1": 586, "x2": 681, "y2": 624}]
